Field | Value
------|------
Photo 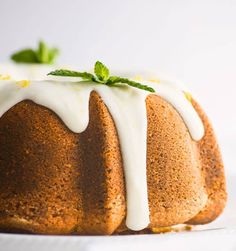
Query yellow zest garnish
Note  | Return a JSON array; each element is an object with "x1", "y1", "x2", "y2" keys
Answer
[
  {"x1": 16, "y1": 80, "x2": 30, "y2": 88},
  {"x1": 152, "y1": 225, "x2": 193, "y2": 234},
  {"x1": 148, "y1": 78, "x2": 161, "y2": 84},
  {"x1": 133, "y1": 75, "x2": 143, "y2": 81},
  {"x1": 151, "y1": 227, "x2": 173, "y2": 233},
  {"x1": 184, "y1": 91, "x2": 192, "y2": 102},
  {"x1": 133, "y1": 75, "x2": 161, "y2": 84},
  {"x1": 0, "y1": 74, "x2": 11, "y2": 80}
]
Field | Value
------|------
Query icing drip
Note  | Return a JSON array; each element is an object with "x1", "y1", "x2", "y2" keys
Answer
[{"x1": 0, "y1": 66, "x2": 205, "y2": 231}]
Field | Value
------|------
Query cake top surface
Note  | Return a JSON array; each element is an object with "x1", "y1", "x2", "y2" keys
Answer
[{"x1": 0, "y1": 62, "x2": 204, "y2": 140}]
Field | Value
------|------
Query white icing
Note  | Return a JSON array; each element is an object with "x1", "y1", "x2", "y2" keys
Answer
[
  {"x1": 0, "y1": 63, "x2": 55, "y2": 80},
  {"x1": 0, "y1": 65, "x2": 204, "y2": 231}
]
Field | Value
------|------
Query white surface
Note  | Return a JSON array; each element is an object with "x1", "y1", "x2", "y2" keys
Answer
[{"x1": 1, "y1": 229, "x2": 236, "y2": 251}]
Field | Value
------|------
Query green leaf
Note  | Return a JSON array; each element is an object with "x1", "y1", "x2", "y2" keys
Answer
[
  {"x1": 10, "y1": 41, "x2": 59, "y2": 64},
  {"x1": 47, "y1": 61, "x2": 155, "y2": 93},
  {"x1": 36, "y1": 41, "x2": 49, "y2": 64},
  {"x1": 11, "y1": 49, "x2": 38, "y2": 63},
  {"x1": 94, "y1": 61, "x2": 109, "y2": 82},
  {"x1": 108, "y1": 76, "x2": 155, "y2": 93},
  {"x1": 47, "y1": 69, "x2": 95, "y2": 81},
  {"x1": 48, "y1": 48, "x2": 59, "y2": 64}
]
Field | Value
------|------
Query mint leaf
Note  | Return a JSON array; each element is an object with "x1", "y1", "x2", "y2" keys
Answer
[
  {"x1": 48, "y1": 69, "x2": 95, "y2": 81},
  {"x1": 108, "y1": 76, "x2": 155, "y2": 92},
  {"x1": 48, "y1": 48, "x2": 59, "y2": 64},
  {"x1": 11, "y1": 41, "x2": 59, "y2": 64},
  {"x1": 11, "y1": 49, "x2": 38, "y2": 63},
  {"x1": 37, "y1": 41, "x2": 49, "y2": 64},
  {"x1": 47, "y1": 61, "x2": 155, "y2": 93},
  {"x1": 94, "y1": 61, "x2": 109, "y2": 82}
]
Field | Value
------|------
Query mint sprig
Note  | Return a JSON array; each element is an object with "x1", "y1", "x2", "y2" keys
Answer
[
  {"x1": 48, "y1": 69, "x2": 95, "y2": 81},
  {"x1": 11, "y1": 41, "x2": 59, "y2": 64},
  {"x1": 48, "y1": 61, "x2": 155, "y2": 93}
]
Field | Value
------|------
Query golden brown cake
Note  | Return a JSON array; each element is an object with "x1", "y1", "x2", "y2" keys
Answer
[{"x1": 0, "y1": 65, "x2": 227, "y2": 235}]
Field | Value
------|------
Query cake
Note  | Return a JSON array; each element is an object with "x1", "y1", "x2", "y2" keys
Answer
[{"x1": 0, "y1": 63, "x2": 227, "y2": 235}]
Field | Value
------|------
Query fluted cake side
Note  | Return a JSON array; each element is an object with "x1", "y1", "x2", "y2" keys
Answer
[{"x1": 0, "y1": 91, "x2": 226, "y2": 234}]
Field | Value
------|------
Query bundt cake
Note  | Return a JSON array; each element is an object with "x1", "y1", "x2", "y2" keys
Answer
[{"x1": 0, "y1": 63, "x2": 227, "y2": 235}]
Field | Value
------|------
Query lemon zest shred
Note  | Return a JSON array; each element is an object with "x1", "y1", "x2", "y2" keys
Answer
[
  {"x1": 0, "y1": 74, "x2": 11, "y2": 80},
  {"x1": 148, "y1": 78, "x2": 161, "y2": 84},
  {"x1": 133, "y1": 75, "x2": 143, "y2": 81},
  {"x1": 184, "y1": 91, "x2": 192, "y2": 102},
  {"x1": 16, "y1": 80, "x2": 31, "y2": 88},
  {"x1": 151, "y1": 225, "x2": 193, "y2": 234}
]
